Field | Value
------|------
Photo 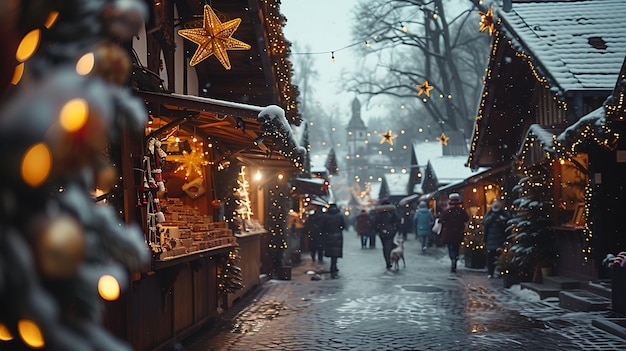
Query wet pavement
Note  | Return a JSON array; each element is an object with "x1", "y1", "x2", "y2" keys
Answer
[{"x1": 179, "y1": 229, "x2": 626, "y2": 350}]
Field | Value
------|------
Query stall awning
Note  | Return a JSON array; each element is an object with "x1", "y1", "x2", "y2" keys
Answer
[{"x1": 138, "y1": 91, "x2": 303, "y2": 169}]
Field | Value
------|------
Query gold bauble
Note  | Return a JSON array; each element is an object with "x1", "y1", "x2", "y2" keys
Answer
[
  {"x1": 34, "y1": 216, "x2": 85, "y2": 280},
  {"x1": 93, "y1": 41, "x2": 132, "y2": 85}
]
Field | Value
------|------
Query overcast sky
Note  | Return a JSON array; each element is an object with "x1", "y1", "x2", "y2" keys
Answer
[{"x1": 281, "y1": 0, "x2": 371, "y2": 123}]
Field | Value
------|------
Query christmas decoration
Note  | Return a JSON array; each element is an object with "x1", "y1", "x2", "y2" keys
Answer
[
  {"x1": 436, "y1": 132, "x2": 449, "y2": 145},
  {"x1": 217, "y1": 246, "x2": 244, "y2": 295},
  {"x1": 234, "y1": 166, "x2": 253, "y2": 220},
  {"x1": 478, "y1": 7, "x2": 495, "y2": 36},
  {"x1": 0, "y1": 1, "x2": 150, "y2": 350},
  {"x1": 257, "y1": 105, "x2": 305, "y2": 170},
  {"x1": 462, "y1": 215, "x2": 485, "y2": 269},
  {"x1": 499, "y1": 165, "x2": 556, "y2": 281},
  {"x1": 173, "y1": 147, "x2": 208, "y2": 180},
  {"x1": 417, "y1": 80, "x2": 434, "y2": 97},
  {"x1": 380, "y1": 129, "x2": 398, "y2": 145},
  {"x1": 178, "y1": 5, "x2": 251, "y2": 69}
]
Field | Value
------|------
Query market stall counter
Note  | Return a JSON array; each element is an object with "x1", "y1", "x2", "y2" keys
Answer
[{"x1": 103, "y1": 198, "x2": 239, "y2": 351}]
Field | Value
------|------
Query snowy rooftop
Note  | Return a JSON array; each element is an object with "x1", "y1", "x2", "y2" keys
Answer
[
  {"x1": 429, "y1": 156, "x2": 483, "y2": 185},
  {"x1": 413, "y1": 141, "x2": 443, "y2": 165},
  {"x1": 498, "y1": 0, "x2": 626, "y2": 94},
  {"x1": 382, "y1": 173, "x2": 410, "y2": 196}
]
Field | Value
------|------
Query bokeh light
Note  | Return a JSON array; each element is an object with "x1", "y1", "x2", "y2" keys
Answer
[
  {"x1": 59, "y1": 98, "x2": 88, "y2": 132},
  {"x1": 76, "y1": 53, "x2": 95, "y2": 76},
  {"x1": 21, "y1": 143, "x2": 52, "y2": 187},
  {"x1": 16, "y1": 29, "x2": 41, "y2": 62},
  {"x1": 44, "y1": 11, "x2": 60, "y2": 29},
  {"x1": 0, "y1": 323, "x2": 13, "y2": 341},
  {"x1": 98, "y1": 275, "x2": 121, "y2": 301},
  {"x1": 11, "y1": 63, "x2": 24, "y2": 85},
  {"x1": 17, "y1": 320, "x2": 44, "y2": 349}
]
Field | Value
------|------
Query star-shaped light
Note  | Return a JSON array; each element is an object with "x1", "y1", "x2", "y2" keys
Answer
[
  {"x1": 174, "y1": 149, "x2": 209, "y2": 178},
  {"x1": 478, "y1": 7, "x2": 495, "y2": 36},
  {"x1": 178, "y1": 5, "x2": 251, "y2": 69},
  {"x1": 417, "y1": 80, "x2": 434, "y2": 97},
  {"x1": 380, "y1": 130, "x2": 397, "y2": 145},
  {"x1": 436, "y1": 132, "x2": 450, "y2": 146}
]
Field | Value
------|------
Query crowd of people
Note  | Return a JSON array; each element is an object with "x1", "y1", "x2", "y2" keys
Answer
[{"x1": 299, "y1": 193, "x2": 510, "y2": 279}]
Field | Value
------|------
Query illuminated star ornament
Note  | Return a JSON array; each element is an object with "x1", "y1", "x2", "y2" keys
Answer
[
  {"x1": 380, "y1": 129, "x2": 397, "y2": 145},
  {"x1": 478, "y1": 7, "x2": 495, "y2": 36},
  {"x1": 436, "y1": 132, "x2": 450, "y2": 146},
  {"x1": 178, "y1": 5, "x2": 251, "y2": 69},
  {"x1": 417, "y1": 80, "x2": 434, "y2": 97},
  {"x1": 174, "y1": 149, "x2": 209, "y2": 179}
]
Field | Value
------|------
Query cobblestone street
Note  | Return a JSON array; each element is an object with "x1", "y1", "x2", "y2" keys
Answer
[{"x1": 180, "y1": 228, "x2": 626, "y2": 350}]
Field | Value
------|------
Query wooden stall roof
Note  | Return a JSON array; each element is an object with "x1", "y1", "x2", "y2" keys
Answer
[
  {"x1": 467, "y1": 0, "x2": 626, "y2": 170},
  {"x1": 139, "y1": 90, "x2": 297, "y2": 169}
]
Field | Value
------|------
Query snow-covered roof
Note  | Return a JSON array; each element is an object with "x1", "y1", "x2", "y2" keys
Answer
[
  {"x1": 498, "y1": 0, "x2": 626, "y2": 94},
  {"x1": 428, "y1": 156, "x2": 481, "y2": 185},
  {"x1": 382, "y1": 173, "x2": 410, "y2": 196},
  {"x1": 413, "y1": 141, "x2": 443, "y2": 165}
]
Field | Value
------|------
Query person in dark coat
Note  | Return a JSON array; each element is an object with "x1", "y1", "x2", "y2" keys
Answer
[
  {"x1": 305, "y1": 209, "x2": 324, "y2": 262},
  {"x1": 373, "y1": 200, "x2": 400, "y2": 270},
  {"x1": 483, "y1": 199, "x2": 510, "y2": 278},
  {"x1": 398, "y1": 204, "x2": 412, "y2": 240},
  {"x1": 367, "y1": 209, "x2": 377, "y2": 248},
  {"x1": 321, "y1": 203, "x2": 345, "y2": 278},
  {"x1": 413, "y1": 201, "x2": 435, "y2": 253},
  {"x1": 355, "y1": 209, "x2": 372, "y2": 248},
  {"x1": 439, "y1": 193, "x2": 469, "y2": 273}
]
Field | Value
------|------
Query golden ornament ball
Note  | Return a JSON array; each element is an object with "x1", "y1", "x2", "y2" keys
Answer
[
  {"x1": 34, "y1": 216, "x2": 85, "y2": 280},
  {"x1": 93, "y1": 41, "x2": 132, "y2": 85}
]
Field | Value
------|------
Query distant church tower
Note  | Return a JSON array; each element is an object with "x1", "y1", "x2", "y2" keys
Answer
[
  {"x1": 346, "y1": 98, "x2": 368, "y2": 156},
  {"x1": 346, "y1": 97, "x2": 368, "y2": 182}
]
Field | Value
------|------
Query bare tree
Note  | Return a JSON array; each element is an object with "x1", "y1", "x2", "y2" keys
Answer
[{"x1": 346, "y1": 0, "x2": 489, "y2": 139}]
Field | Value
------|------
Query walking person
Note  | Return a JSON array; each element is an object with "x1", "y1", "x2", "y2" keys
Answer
[
  {"x1": 373, "y1": 200, "x2": 400, "y2": 270},
  {"x1": 398, "y1": 204, "x2": 412, "y2": 241},
  {"x1": 439, "y1": 193, "x2": 469, "y2": 273},
  {"x1": 355, "y1": 209, "x2": 372, "y2": 249},
  {"x1": 413, "y1": 201, "x2": 435, "y2": 253},
  {"x1": 321, "y1": 203, "x2": 345, "y2": 278},
  {"x1": 483, "y1": 199, "x2": 510, "y2": 278},
  {"x1": 367, "y1": 209, "x2": 377, "y2": 248},
  {"x1": 305, "y1": 209, "x2": 324, "y2": 263}
]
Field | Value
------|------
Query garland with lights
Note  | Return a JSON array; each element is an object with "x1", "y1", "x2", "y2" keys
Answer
[
  {"x1": 0, "y1": 1, "x2": 150, "y2": 350},
  {"x1": 267, "y1": 177, "x2": 290, "y2": 272}
]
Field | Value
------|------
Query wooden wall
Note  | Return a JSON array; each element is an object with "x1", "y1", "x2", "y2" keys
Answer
[{"x1": 103, "y1": 252, "x2": 224, "y2": 351}]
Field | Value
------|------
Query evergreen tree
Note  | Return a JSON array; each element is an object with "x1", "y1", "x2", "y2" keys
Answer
[
  {"x1": 325, "y1": 148, "x2": 339, "y2": 176},
  {"x1": 499, "y1": 163, "x2": 556, "y2": 280},
  {"x1": 218, "y1": 246, "x2": 244, "y2": 295}
]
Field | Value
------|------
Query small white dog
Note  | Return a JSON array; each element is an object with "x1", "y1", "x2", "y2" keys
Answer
[{"x1": 389, "y1": 234, "x2": 405, "y2": 270}]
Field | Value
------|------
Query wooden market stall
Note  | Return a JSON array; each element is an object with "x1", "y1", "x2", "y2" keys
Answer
[{"x1": 100, "y1": 0, "x2": 303, "y2": 349}]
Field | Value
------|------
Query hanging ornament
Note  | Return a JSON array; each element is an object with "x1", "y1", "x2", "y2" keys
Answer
[
  {"x1": 437, "y1": 132, "x2": 450, "y2": 145},
  {"x1": 479, "y1": 7, "x2": 495, "y2": 36},
  {"x1": 379, "y1": 129, "x2": 397, "y2": 145},
  {"x1": 177, "y1": 5, "x2": 251, "y2": 69},
  {"x1": 417, "y1": 80, "x2": 434, "y2": 97},
  {"x1": 174, "y1": 148, "x2": 208, "y2": 179},
  {"x1": 32, "y1": 215, "x2": 85, "y2": 280}
]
